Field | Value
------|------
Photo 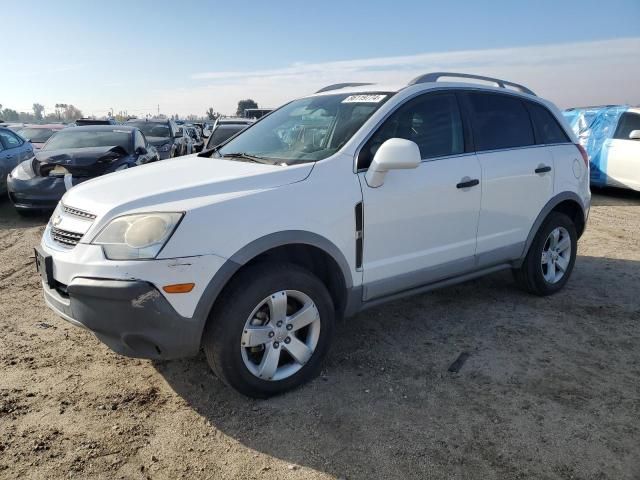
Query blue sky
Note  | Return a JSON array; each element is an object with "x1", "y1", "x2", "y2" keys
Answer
[{"x1": 2, "y1": 0, "x2": 639, "y2": 117}]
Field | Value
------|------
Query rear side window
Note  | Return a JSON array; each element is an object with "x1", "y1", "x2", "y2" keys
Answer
[
  {"x1": 526, "y1": 102, "x2": 570, "y2": 144},
  {"x1": 613, "y1": 112, "x2": 640, "y2": 140},
  {"x1": 359, "y1": 93, "x2": 464, "y2": 169},
  {"x1": 467, "y1": 92, "x2": 534, "y2": 151}
]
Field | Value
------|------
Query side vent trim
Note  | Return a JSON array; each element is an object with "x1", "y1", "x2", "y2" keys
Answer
[{"x1": 355, "y1": 202, "x2": 363, "y2": 270}]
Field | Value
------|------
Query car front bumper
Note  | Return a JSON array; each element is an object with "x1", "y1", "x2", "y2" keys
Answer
[
  {"x1": 42, "y1": 277, "x2": 202, "y2": 359},
  {"x1": 38, "y1": 232, "x2": 228, "y2": 359},
  {"x1": 7, "y1": 175, "x2": 73, "y2": 210}
]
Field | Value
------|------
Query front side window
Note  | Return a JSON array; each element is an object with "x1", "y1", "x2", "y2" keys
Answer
[
  {"x1": 613, "y1": 112, "x2": 640, "y2": 140},
  {"x1": 0, "y1": 129, "x2": 23, "y2": 148},
  {"x1": 43, "y1": 130, "x2": 133, "y2": 153},
  {"x1": 467, "y1": 92, "x2": 534, "y2": 152},
  {"x1": 526, "y1": 102, "x2": 570, "y2": 144},
  {"x1": 217, "y1": 93, "x2": 392, "y2": 164},
  {"x1": 359, "y1": 93, "x2": 464, "y2": 169}
]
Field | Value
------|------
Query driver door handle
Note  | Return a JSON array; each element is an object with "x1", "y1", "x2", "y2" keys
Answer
[
  {"x1": 456, "y1": 178, "x2": 480, "y2": 189},
  {"x1": 535, "y1": 165, "x2": 552, "y2": 174}
]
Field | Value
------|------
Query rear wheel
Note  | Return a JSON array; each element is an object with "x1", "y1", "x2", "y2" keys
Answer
[
  {"x1": 514, "y1": 212, "x2": 577, "y2": 296},
  {"x1": 202, "y1": 263, "x2": 335, "y2": 398}
]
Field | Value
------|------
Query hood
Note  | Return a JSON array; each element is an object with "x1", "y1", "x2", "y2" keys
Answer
[
  {"x1": 62, "y1": 154, "x2": 314, "y2": 218},
  {"x1": 36, "y1": 146, "x2": 129, "y2": 167},
  {"x1": 35, "y1": 146, "x2": 131, "y2": 177},
  {"x1": 146, "y1": 136, "x2": 173, "y2": 146}
]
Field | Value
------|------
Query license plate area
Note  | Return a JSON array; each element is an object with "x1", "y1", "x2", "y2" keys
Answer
[{"x1": 34, "y1": 247, "x2": 55, "y2": 289}]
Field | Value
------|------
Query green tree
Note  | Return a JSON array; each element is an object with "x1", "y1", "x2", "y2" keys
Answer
[
  {"x1": 2, "y1": 109, "x2": 19, "y2": 121},
  {"x1": 236, "y1": 99, "x2": 258, "y2": 116},
  {"x1": 206, "y1": 107, "x2": 219, "y2": 120},
  {"x1": 33, "y1": 103, "x2": 45, "y2": 121}
]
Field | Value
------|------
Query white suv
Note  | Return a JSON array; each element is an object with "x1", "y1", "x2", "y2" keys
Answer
[{"x1": 36, "y1": 73, "x2": 590, "y2": 397}]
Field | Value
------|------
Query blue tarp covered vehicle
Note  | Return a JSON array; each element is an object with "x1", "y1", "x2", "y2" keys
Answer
[{"x1": 563, "y1": 106, "x2": 630, "y2": 187}]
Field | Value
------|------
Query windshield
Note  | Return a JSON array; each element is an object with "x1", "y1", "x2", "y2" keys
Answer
[
  {"x1": 43, "y1": 130, "x2": 132, "y2": 152},
  {"x1": 17, "y1": 128, "x2": 57, "y2": 143},
  {"x1": 218, "y1": 93, "x2": 391, "y2": 164},
  {"x1": 127, "y1": 122, "x2": 171, "y2": 138},
  {"x1": 207, "y1": 125, "x2": 245, "y2": 148}
]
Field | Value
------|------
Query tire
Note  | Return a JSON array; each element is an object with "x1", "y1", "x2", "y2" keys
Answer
[
  {"x1": 514, "y1": 212, "x2": 577, "y2": 296},
  {"x1": 202, "y1": 262, "x2": 335, "y2": 398}
]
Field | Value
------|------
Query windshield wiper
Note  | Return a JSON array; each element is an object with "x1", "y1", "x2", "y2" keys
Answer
[{"x1": 220, "y1": 152, "x2": 275, "y2": 164}]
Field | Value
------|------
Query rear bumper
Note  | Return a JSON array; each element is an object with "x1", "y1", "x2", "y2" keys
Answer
[{"x1": 43, "y1": 277, "x2": 202, "y2": 359}]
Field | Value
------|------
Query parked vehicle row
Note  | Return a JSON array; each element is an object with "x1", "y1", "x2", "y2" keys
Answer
[{"x1": 34, "y1": 72, "x2": 590, "y2": 398}]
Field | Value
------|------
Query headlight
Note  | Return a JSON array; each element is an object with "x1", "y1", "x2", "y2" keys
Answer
[
  {"x1": 92, "y1": 212, "x2": 183, "y2": 260},
  {"x1": 11, "y1": 159, "x2": 36, "y2": 180},
  {"x1": 157, "y1": 143, "x2": 172, "y2": 152}
]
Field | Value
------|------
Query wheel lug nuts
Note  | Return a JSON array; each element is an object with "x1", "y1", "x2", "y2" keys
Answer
[
  {"x1": 268, "y1": 332, "x2": 275, "y2": 338},
  {"x1": 286, "y1": 324, "x2": 293, "y2": 331},
  {"x1": 284, "y1": 337, "x2": 291, "y2": 344},
  {"x1": 273, "y1": 341, "x2": 280, "y2": 348},
  {"x1": 276, "y1": 321, "x2": 283, "y2": 327}
]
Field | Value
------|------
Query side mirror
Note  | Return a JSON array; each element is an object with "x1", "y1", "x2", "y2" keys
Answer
[
  {"x1": 629, "y1": 130, "x2": 640, "y2": 140},
  {"x1": 365, "y1": 138, "x2": 421, "y2": 188},
  {"x1": 135, "y1": 146, "x2": 147, "y2": 155}
]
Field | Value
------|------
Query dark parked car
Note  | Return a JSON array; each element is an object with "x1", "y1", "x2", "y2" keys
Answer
[
  {"x1": 7, "y1": 125, "x2": 158, "y2": 213},
  {"x1": 205, "y1": 118, "x2": 254, "y2": 150},
  {"x1": 126, "y1": 119, "x2": 189, "y2": 159},
  {"x1": 1, "y1": 127, "x2": 34, "y2": 194}
]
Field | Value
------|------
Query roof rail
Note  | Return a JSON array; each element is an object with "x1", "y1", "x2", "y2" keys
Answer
[
  {"x1": 315, "y1": 82, "x2": 373, "y2": 94},
  {"x1": 408, "y1": 72, "x2": 536, "y2": 96}
]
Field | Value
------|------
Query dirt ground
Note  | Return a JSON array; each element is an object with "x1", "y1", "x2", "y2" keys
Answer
[{"x1": 1, "y1": 189, "x2": 639, "y2": 480}]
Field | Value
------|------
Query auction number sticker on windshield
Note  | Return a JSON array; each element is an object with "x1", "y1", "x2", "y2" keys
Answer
[{"x1": 342, "y1": 94, "x2": 387, "y2": 103}]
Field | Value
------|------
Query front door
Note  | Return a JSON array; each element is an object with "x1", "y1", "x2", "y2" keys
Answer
[{"x1": 358, "y1": 92, "x2": 481, "y2": 301}]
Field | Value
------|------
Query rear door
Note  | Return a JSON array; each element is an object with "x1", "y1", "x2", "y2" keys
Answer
[
  {"x1": 462, "y1": 91, "x2": 554, "y2": 265},
  {"x1": 607, "y1": 111, "x2": 640, "y2": 190},
  {"x1": 358, "y1": 92, "x2": 481, "y2": 300}
]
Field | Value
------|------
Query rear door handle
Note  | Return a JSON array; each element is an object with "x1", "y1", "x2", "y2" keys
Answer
[
  {"x1": 535, "y1": 165, "x2": 552, "y2": 174},
  {"x1": 456, "y1": 178, "x2": 480, "y2": 189}
]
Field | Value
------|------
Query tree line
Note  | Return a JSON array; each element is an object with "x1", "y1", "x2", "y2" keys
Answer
[
  {"x1": 0, "y1": 102, "x2": 83, "y2": 123},
  {"x1": 1, "y1": 98, "x2": 261, "y2": 124}
]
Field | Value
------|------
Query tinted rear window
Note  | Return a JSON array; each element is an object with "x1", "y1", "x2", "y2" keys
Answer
[
  {"x1": 526, "y1": 102, "x2": 570, "y2": 144},
  {"x1": 467, "y1": 93, "x2": 534, "y2": 151},
  {"x1": 207, "y1": 125, "x2": 245, "y2": 148}
]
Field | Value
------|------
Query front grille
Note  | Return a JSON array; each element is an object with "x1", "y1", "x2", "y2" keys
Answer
[
  {"x1": 62, "y1": 204, "x2": 96, "y2": 220},
  {"x1": 51, "y1": 227, "x2": 83, "y2": 247}
]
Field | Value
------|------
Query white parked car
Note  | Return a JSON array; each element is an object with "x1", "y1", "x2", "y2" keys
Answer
[
  {"x1": 564, "y1": 105, "x2": 640, "y2": 192},
  {"x1": 37, "y1": 73, "x2": 590, "y2": 397}
]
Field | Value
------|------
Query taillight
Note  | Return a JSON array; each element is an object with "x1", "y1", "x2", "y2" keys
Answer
[{"x1": 575, "y1": 144, "x2": 589, "y2": 168}]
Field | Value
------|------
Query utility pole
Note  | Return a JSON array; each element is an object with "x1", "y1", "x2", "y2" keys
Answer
[{"x1": 157, "y1": 104, "x2": 160, "y2": 116}]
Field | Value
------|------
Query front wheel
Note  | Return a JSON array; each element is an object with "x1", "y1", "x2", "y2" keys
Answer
[
  {"x1": 203, "y1": 263, "x2": 335, "y2": 398},
  {"x1": 514, "y1": 212, "x2": 577, "y2": 296}
]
